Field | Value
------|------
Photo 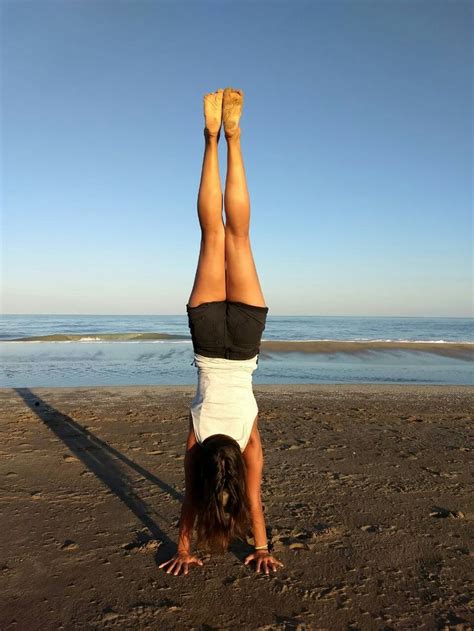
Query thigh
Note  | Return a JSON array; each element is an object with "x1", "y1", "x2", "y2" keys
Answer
[
  {"x1": 227, "y1": 301, "x2": 269, "y2": 359},
  {"x1": 187, "y1": 301, "x2": 226, "y2": 357},
  {"x1": 187, "y1": 232, "x2": 226, "y2": 308},
  {"x1": 225, "y1": 233, "x2": 266, "y2": 307}
]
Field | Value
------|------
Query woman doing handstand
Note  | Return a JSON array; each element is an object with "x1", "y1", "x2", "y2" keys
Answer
[{"x1": 159, "y1": 88, "x2": 284, "y2": 576}]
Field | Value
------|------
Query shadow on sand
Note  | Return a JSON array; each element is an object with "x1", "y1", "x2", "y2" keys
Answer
[
  {"x1": 14, "y1": 388, "x2": 251, "y2": 567},
  {"x1": 14, "y1": 387, "x2": 183, "y2": 563}
]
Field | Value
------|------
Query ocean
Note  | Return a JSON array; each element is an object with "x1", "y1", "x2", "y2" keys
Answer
[{"x1": 0, "y1": 314, "x2": 472, "y2": 387}]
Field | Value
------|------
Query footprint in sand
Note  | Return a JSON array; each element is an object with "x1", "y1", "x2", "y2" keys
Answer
[
  {"x1": 283, "y1": 501, "x2": 311, "y2": 517},
  {"x1": 422, "y1": 466, "x2": 442, "y2": 476},
  {"x1": 269, "y1": 524, "x2": 341, "y2": 551},
  {"x1": 289, "y1": 542, "x2": 309, "y2": 550},
  {"x1": 278, "y1": 442, "x2": 306, "y2": 451},
  {"x1": 63, "y1": 454, "x2": 79, "y2": 463},
  {"x1": 360, "y1": 524, "x2": 382, "y2": 533},
  {"x1": 100, "y1": 609, "x2": 120, "y2": 623},
  {"x1": 222, "y1": 575, "x2": 239, "y2": 586},
  {"x1": 121, "y1": 530, "x2": 162, "y2": 553},
  {"x1": 60, "y1": 540, "x2": 79, "y2": 551},
  {"x1": 429, "y1": 506, "x2": 465, "y2": 519}
]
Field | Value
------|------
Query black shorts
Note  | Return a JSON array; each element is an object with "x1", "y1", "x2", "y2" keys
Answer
[{"x1": 186, "y1": 300, "x2": 269, "y2": 360}]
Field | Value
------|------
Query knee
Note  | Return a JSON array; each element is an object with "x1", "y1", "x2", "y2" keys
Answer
[
  {"x1": 201, "y1": 223, "x2": 226, "y2": 242},
  {"x1": 225, "y1": 225, "x2": 250, "y2": 241}
]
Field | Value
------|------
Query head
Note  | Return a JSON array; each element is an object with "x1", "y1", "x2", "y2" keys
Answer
[{"x1": 193, "y1": 434, "x2": 251, "y2": 555}]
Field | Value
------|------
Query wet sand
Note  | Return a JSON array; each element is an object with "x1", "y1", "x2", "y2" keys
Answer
[
  {"x1": 261, "y1": 340, "x2": 474, "y2": 361},
  {"x1": 0, "y1": 384, "x2": 473, "y2": 630}
]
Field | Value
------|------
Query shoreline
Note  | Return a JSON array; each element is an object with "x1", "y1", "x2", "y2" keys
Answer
[
  {"x1": 3, "y1": 383, "x2": 473, "y2": 394},
  {"x1": 2, "y1": 337, "x2": 473, "y2": 362}
]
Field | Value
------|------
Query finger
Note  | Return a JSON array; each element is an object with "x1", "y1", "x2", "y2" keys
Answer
[
  {"x1": 159, "y1": 558, "x2": 176, "y2": 569},
  {"x1": 173, "y1": 562, "x2": 183, "y2": 576},
  {"x1": 256, "y1": 559, "x2": 262, "y2": 573},
  {"x1": 165, "y1": 561, "x2": 177, "y2": 574},
  {"x1": 264, "y1": 562, "x2": 270, "y2": 575},
  {"x1": 184, "y1": 563, "x2": 189, "y2": 575}
]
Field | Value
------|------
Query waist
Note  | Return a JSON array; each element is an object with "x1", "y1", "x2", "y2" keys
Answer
[
  {"x1": 194, "y1": 377, "x2": 255, "y2": 402},
  {"x1": 194, "y1": 353, "x2": 258, "y2": 370},
  {"x1": 191, "y1": 389, "x2": 258, "y2": 421}
]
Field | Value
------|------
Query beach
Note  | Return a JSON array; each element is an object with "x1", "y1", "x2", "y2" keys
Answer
[{"x1": 1, "y1": 384, "x2": 473, "y2": 630}]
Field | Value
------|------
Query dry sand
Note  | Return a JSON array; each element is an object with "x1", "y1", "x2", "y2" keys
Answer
[{"x1": 0, "y1": 384, "x2": 473, "y2": 631}]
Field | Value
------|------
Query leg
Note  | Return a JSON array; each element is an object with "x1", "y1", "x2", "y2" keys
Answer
[
  {"x1": 187, "y1": 90, "x2": 226, "y2": 308},
  {"x1": 223, "y1": 88, "x2": 266, "y2": 307}
]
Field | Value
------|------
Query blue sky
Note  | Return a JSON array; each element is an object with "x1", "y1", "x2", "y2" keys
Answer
[{"x1": 1, "y1": 0, "x2": 472, "y2": 316}]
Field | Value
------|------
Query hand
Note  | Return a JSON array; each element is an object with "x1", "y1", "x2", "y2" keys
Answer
[
  {"x1": 158, "y1": 551, "x2": 204, "y2": 576},
  {"x1": 244, "y1": 549, "x2": 284, "y2": 574}
]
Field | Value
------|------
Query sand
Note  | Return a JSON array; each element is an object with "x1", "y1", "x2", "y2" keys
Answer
[
  {"x1": 260, "y1": 341, "x2": 474, "y2": 361},
  {"x1": 0, "y1": 384, "x2": 473, "y2": 631}
]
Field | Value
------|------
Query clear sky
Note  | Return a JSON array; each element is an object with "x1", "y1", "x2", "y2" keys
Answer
[{"x1": 1, "y1": 0, "x2": 472, "y2": 316}]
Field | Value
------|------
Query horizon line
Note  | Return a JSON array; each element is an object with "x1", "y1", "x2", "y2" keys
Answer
[{"x1": 1, "y1": 313, "x2": 472, "y2": 319}]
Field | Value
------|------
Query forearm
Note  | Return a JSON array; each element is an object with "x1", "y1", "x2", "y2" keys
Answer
[
  {"x1": 177, "y1": 498, "x2": 196, "y2": 553},
  {"x1": 248, "y1": 494, "x2": 268, "y2": 548},
  {"x1": 243, "y1": 438, "x2": 268, "y2": 548}
]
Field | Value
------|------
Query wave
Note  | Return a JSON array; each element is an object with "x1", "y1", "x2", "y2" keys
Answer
[
  {"x1": 4, "y1": 333, "x2": 473, "y2": 360},
  {"x1": 7, "y1": 332, "x2": 189, "y2": 342},
  {"x1": 260, "y1": 340, "x2": 474, "y2": 361}
]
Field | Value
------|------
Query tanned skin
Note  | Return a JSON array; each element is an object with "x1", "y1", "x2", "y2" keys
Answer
[{"x1": 158, "y1": 88, "x2": 284, "y2": 576}]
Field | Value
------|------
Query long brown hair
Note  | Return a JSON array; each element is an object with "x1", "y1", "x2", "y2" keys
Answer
[{"x1": 193, "y1": 434, "x2": 251, "y2": 555}]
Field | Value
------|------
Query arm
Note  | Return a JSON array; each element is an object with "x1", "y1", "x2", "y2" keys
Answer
[
  {"x1": 177, "y1": 436, "x2": 199, "y2": 554},
  {"x1": 242, "y1": 424, "x2": 267, "y2": 548},
  {"x1": 242, "y1": 418, "x2": 285, "y2": 574},
  {"x1": 158, "y1": 415, "x2": 204, "y2": 575}
]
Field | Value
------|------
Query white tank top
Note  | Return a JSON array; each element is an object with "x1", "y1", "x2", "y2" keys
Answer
[{"x1": 190, "y1": 353, "x2": 260, "y2": 452}]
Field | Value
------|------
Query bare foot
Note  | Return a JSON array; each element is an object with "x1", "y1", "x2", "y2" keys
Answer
[
  {"x1": 223, "y1": 87, "x2": 244, "y2": 138},
  {"x1": 203, "y1": 89, "x2": 224, "y2": 137}
]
